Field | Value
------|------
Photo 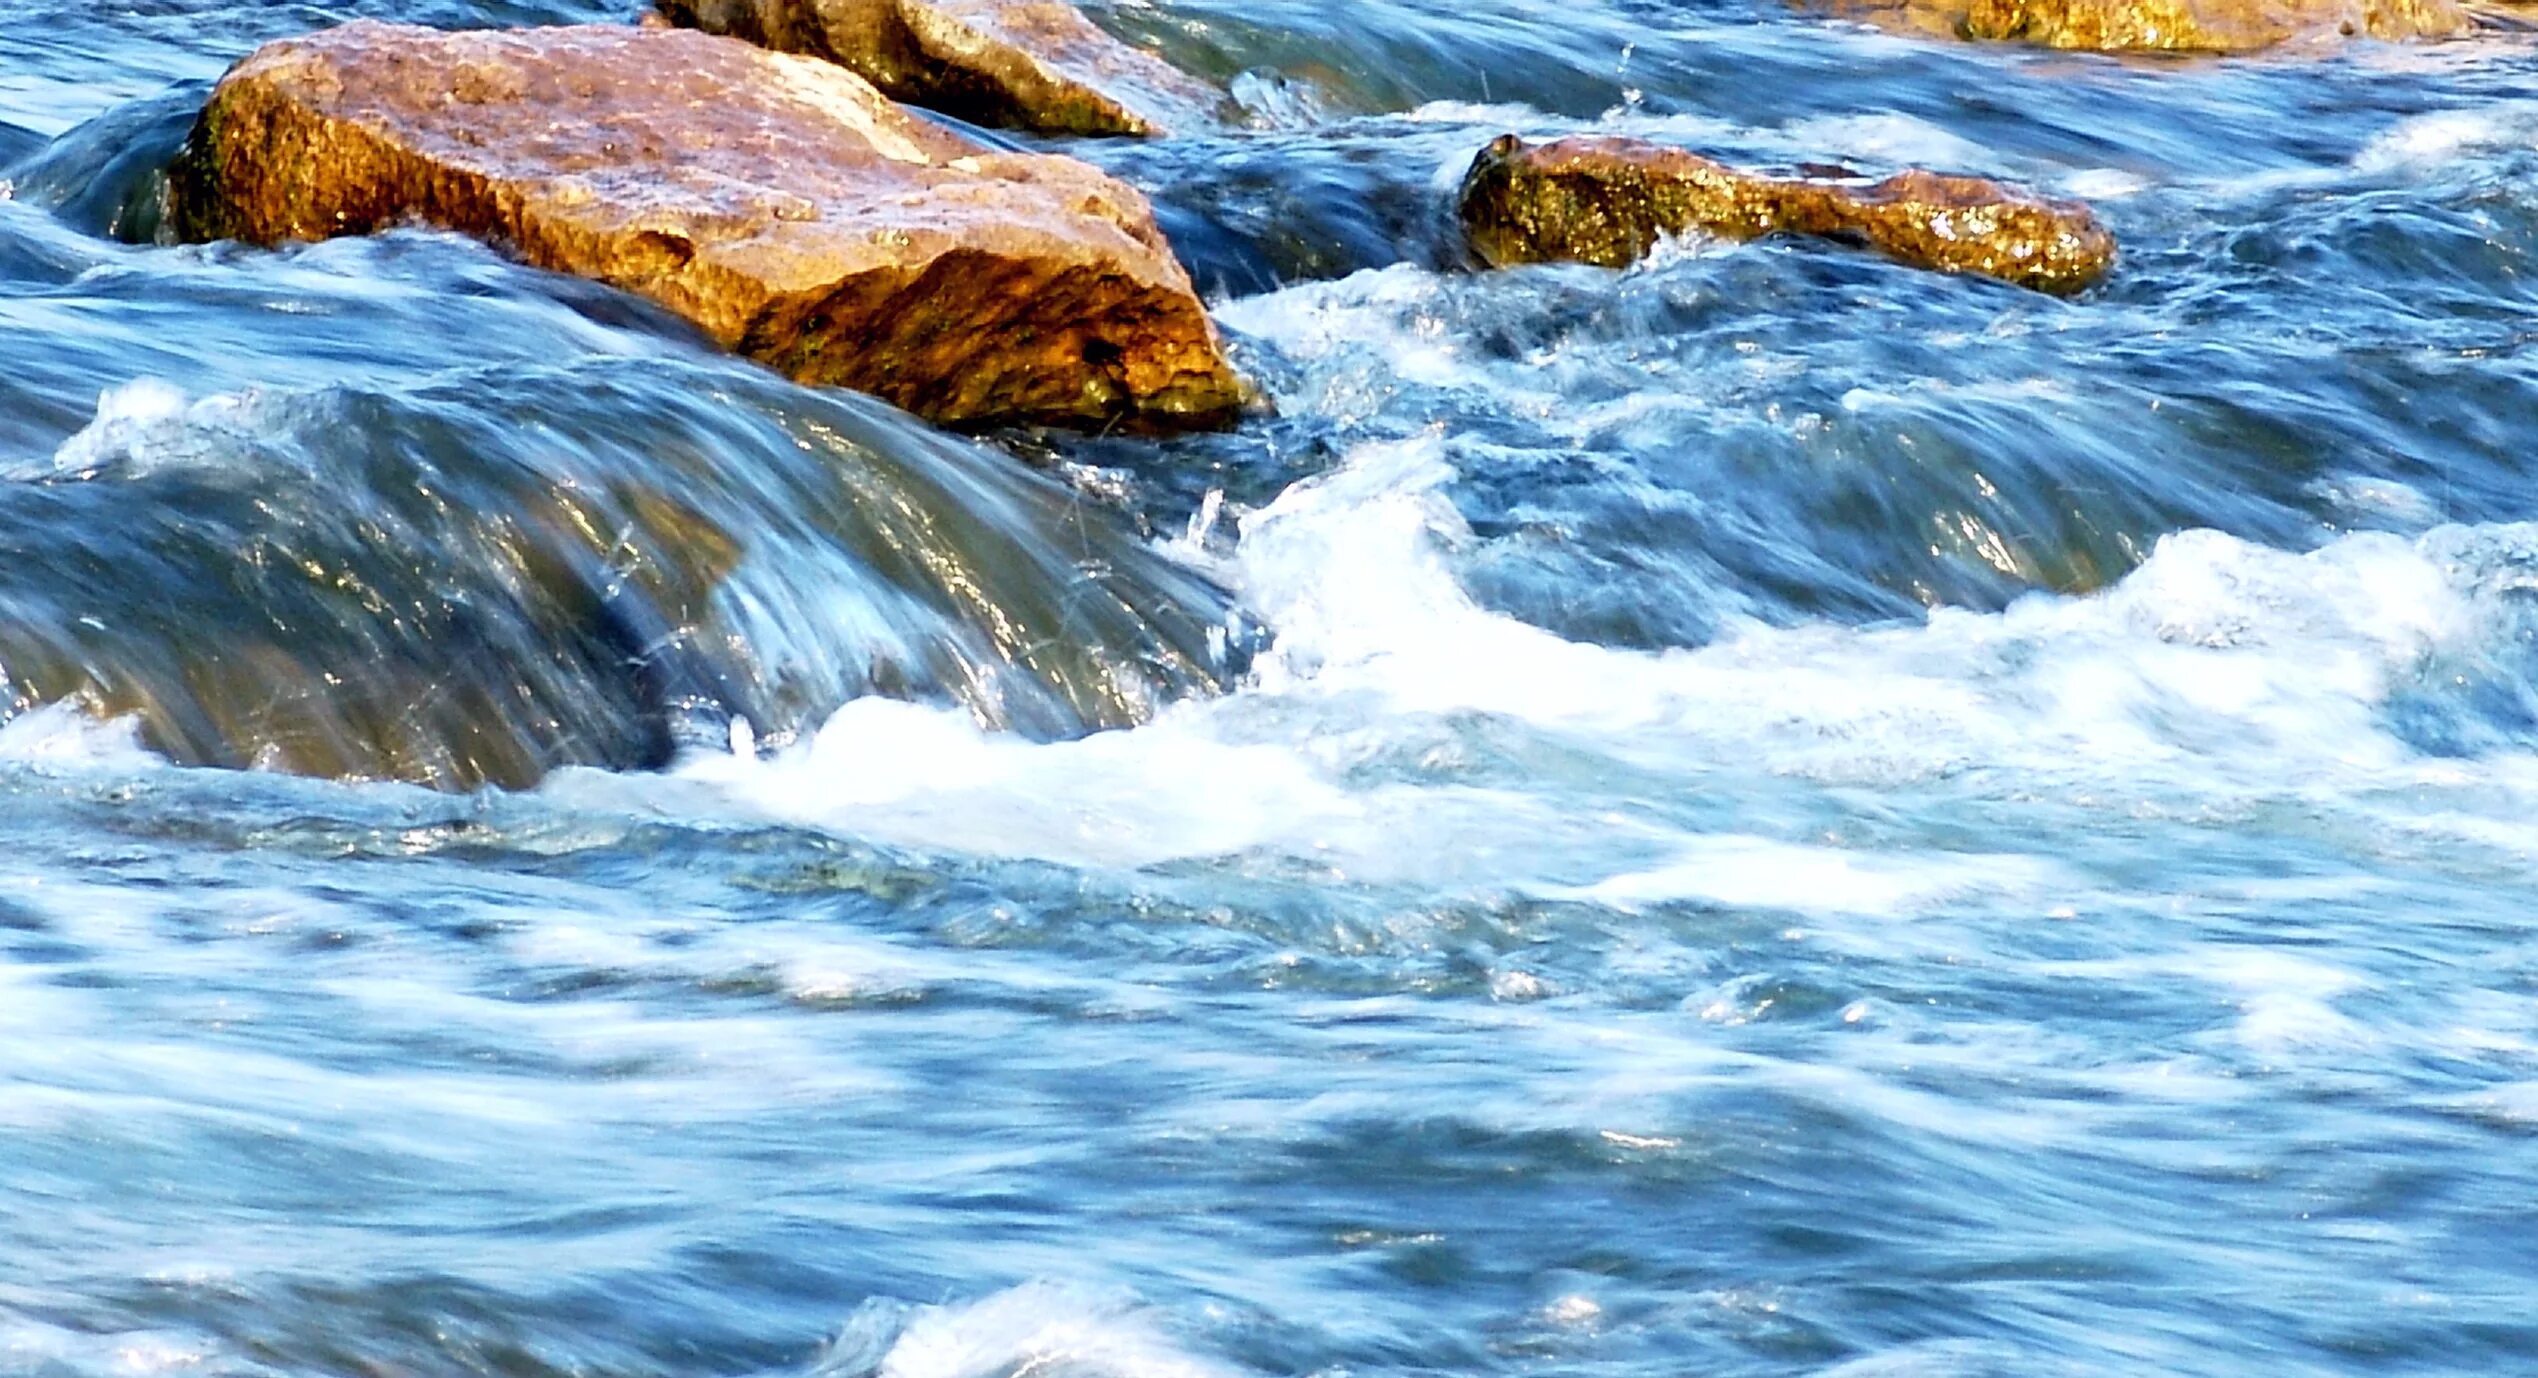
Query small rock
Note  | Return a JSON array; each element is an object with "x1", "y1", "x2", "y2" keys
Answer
[
  {"x1": 1861, "y1": 0, "x2": 2467, "y2": 50},
  {"x1": 1458, "y1": 134, "x2": 2116, "y2": 296},
  {"x1": 654, "y1": 0, "x2": 1222, "y2": 136},
  {"x1": 167, "y1": 22, "x2": 1243, "y2": 431}
]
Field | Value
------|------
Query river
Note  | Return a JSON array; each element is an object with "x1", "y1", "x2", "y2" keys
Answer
[{"x1": 3, "y1": 2, "x2": 2535, "y2": 1375}]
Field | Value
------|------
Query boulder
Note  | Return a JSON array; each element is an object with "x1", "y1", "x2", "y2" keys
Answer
[
  {"x1": 652, "y1": 0, "x2": 1221, "y2": 136},
  {"x1": 1864, "y1": 0, "x2": 2468, "y2": 50},
  {"x1": 1458, "y1": 135, "x2": 2116, "y2": 297},
  {"x1": 168, "y1": 22, "x2": 1244, "y2": 431}
]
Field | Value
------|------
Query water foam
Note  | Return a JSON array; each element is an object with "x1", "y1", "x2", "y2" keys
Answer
[
  {"x1": 2353, "y1": 101, "x2": 2538, "y2": 176},
  {"x1": 0, "y1": 1321, "x2": 233, "y2": 1377},
  {"x1": 641, "y1": 391, "x2": 2538, "y2": 906},
  {"x1": 0, "y1": 700, "x2": 156, "y2": 771},
  {"x1": 812, "y1": 1282, "x2": 1238, "y2": 1378},
  {"x1": 615, "y1": 260, "x2": 2538, "y2": 886}
]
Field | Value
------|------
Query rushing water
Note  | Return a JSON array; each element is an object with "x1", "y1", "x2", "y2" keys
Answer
[{"x1": 7, "y1": 2, "x2": 2538, "y2": 1375}]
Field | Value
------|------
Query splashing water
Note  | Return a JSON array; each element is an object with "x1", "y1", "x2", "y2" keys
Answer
[{"x1": 4, "y1": 1, "x2": 2538, "y2": 1376}]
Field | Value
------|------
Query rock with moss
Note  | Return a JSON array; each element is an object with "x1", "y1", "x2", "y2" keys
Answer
[
  {"x1": 653, "y1": 0, "x2": 1221, "y2": 136},
  {"x1": 1459, "y1": 135, "x2": 2116, "y2": 297},
  {"x1": 168, "y1": 21, "x2": 1245, "y2": 431}
]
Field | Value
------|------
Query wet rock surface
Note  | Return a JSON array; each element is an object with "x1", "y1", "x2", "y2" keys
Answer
[
  {"x1": 1861, "y1": 0, "x2": 2469, "y2": 50},
  {"x1": 1458, "y1": 134, "x2": 2116, "y2": 296},
  {"x1": 653, "y1": 0, "x2": 1223, "y2": 136},
  {"x1": 168, "y1": 21, "x2": 1243, "y2": 430}
]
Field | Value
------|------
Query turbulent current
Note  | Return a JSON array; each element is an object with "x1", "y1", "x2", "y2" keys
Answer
[{"x1": 5, "y1": 2, "x2": 2538, "y2": 1376}]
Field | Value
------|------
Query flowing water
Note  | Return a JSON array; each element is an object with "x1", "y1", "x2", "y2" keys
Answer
[{"x1": 5, "y1": 2, "x2": 2538, "y2": 1375}]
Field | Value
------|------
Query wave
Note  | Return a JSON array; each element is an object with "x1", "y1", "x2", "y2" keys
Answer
[
  {"x1": 811, "y1": 1282, "x2": 1240, "y2": 1378},
  {"x1": 0, "y1": 367, "x2": 1250, "y2": 789}
]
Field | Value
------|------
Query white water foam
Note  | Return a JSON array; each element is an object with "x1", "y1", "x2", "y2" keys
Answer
[
  {"x1": 39, "y1": 286, "x2": 2538, "y2": 920},
  {"x1": 2353, "y1": 100, "x2": 2538, "y2": 176},
  {"x1": 0, "y1": 700, "x2": 156, "y2": 771},
  {"x1": 1554, "y1": 836, "x2": 2058, "y2": 918},
  {"x1": 600, "y1": 266, "x2": 2538, "y2": 897},
  {"x1": 34, "y1": 377, "x2": 268, "y2": 481},
  {"x1": 633, "y1": 389, "x2": 2538, "y2": 909},
  {"x1": 0, "y1": 1320, "x2": 232, "y2": 1377},
  {"x1": 811, "y1": 1282, "x2": 1239, "y2": 1378}
]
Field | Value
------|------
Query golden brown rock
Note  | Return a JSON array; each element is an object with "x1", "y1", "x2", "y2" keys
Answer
[
  {"x1": 653, "y1": 0, "x2": 1221, "y2": 136},
  {"x1": 168, "y1": 22, "x2": 1243, "y2": 430},
  {"x1": 1459, "y1": 135, "x2": 2116, "y2": 296},
  {"x1": 1857, "y1": 0, "x2": 2467, "y2": 50}
]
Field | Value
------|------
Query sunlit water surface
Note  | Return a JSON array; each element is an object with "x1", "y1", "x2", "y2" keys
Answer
[{"x1": 4, "y1": 2, "x2": 2537, "y2": 1376}]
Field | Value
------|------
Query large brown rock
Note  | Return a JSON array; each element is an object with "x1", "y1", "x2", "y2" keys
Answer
[
  {"x1": 1858, "y1": 0, "x2": 2467, "y2": 50},
  {"x1": 167, "y1": 21, "x2": 1244, "y2": 431},
  {"x1": 652, "y1": 0, "x2": 1221, "y2": 136},
  {"x1": 1459, "y1": 135, "x2": 2116, "y2": 297}
]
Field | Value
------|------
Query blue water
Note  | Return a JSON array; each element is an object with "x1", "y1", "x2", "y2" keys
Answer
[{"x1": 5, "y1": 3, "x2": 2538, "y2": 1376}]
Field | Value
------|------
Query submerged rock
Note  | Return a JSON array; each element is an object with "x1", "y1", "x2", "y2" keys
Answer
[
  {"x1": 652, "y1": 0, "x2": 1222, "y2": 136},
  {"x1": 1859, "y1": 0, "x2": 2468, "y2": 50},
  {"x1": 1458, "y1": 135, "x2": 2115, "y2": 296},
  {"x1": 167, "y1": 22, "x2": 1243, "y2": 431}
]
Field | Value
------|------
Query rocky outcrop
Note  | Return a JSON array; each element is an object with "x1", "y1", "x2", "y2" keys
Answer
[
  {"x1": 652, "y1": 0, "x2": 1221, "y2": 136},
  {"x1": 1860, "y1": 0, "x2": 2468, "y2": 50},
  {"x1": 168, "y1": 22, "x2": 1244, "y2": 431},
  {"x1": 1459, "y1": 135, "x2": 2115, "y2": 297}
]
